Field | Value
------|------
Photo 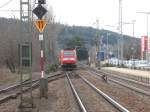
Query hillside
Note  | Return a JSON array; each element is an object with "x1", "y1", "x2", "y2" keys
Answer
[{"x1": 57, "y1": 25, "x2": 141, "y2": 59}]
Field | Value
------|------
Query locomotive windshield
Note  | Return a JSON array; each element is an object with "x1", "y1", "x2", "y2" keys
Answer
[{"x1": 64, "y1": 51, "x2": 74, "y2": 56}]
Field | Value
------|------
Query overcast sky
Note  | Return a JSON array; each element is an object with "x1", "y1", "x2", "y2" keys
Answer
[{"x1": 1, "y1": 0, "x2": 150, "y2": 37}]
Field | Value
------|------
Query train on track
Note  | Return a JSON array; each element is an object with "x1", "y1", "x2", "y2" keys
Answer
[{"x1": 60, "y1": 48, "x2": 77, "y2": 70}]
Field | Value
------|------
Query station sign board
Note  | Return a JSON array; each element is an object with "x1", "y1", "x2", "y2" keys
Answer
[
  {"x1": 141, "y1": 36, "x2": 147, "y2": 52},
  {"x1": 97, "y1": 51, "x2": 105, "y2": 61}
]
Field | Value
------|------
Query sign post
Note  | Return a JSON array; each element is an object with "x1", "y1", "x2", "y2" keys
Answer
[{"x1": 33, "y1": 0, "x2": 48, "y2": 99}]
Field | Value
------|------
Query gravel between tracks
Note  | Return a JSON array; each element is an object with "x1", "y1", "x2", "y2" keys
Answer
[
  {"x1": 1, "y1": 69, "x2": 150, "y2": 112},
  {"x1": 80, "y1": 70, "x2": 150, "y2": 112},
  {"x1": 0, "y1": 77, "x2": 80, "y2": 112},
  {"x1": 0, "y1": 68, "x2": 19, "y2": 89},
  {"x1": 33, "y1": 77, "x2": 80, "y2": 112},
  {"x1": 108, "y1": 75, "x2": 150, "y2": 92},
  {"x1": 70, "y1": 74, "x2": 120, "y2": 112}
]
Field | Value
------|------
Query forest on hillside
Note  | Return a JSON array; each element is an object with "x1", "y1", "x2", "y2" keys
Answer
[
  {"x1": 57, "y1": 25, "x2": 141, "y2": 60},
  {"x1": 0, "y1": 17, "x2": 62, "y2": 71}
]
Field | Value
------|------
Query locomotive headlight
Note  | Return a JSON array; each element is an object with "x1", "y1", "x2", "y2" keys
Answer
[
  {"x1": 63, "y1": 58, "x2": 69, "y2": 60},
  {"x1": 69, "y1": 58, "x2": 75, "y2": 60},
  {"x1": 63, "y1": 58, "x2": 75, "y2": 60}
]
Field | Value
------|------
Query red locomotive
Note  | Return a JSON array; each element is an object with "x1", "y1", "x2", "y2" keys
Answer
[{"x1": 60, "y1": 49, "x2": 77, "y2": 70}]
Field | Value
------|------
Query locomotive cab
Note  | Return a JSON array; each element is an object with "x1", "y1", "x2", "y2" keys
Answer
[{"x1": 60, "y1": 49, "x2": 77, "y2": 70}]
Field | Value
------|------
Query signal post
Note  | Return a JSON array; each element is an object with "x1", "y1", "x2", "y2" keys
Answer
[{"x1": 33, "y1": 0, "x2": 48, "y2": 98}]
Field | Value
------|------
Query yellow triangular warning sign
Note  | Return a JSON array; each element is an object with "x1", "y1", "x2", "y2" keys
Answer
[{"x1": 35, "y1": 20, "x2": 46, "y2": 33}]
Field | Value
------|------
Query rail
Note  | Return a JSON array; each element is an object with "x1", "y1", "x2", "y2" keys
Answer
[
  {"x1": 66, "y1": 72, "x2": 87, "y2": 112},
  {"x1": 88, "y1": 70, "x2": 150, "y2": 96},
  {"x1": 0, "y1": 72, "x2": 64, "y2": 104},
  {"x1": 78, "y1": 75, "x2": 129, "y2": 112}
]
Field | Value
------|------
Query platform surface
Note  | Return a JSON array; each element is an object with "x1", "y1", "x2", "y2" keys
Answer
[{"x1": 102, "y1": 67, "x2": 150, "y2": 78}]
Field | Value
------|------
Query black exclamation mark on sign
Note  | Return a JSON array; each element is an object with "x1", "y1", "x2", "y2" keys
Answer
[
  {"x1": 41, "y1": 21, "x2": 43, "y2": 32},
  {"x1": 40, "y1": 21, "x2": 42, "y2": 32},
  {"x1": 38, "y1": 21, "x2": 40, "y2": 31}
]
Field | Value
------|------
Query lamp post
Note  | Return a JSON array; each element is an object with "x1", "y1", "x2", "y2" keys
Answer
[
  {"x1": 96, "y1": 19, "x2": 101, "y2": 69},
  {"x1": 123, "y1": 20, "x2": 136, "y2": 37},
  {"x1": 123, "y1": 20, "x2": 136, "y2": 59},
  {"x1": 119, "y1": 0, "x2": 123, "y2": 63},
  {"x1": 132, "y1": 20, "x2": 136, "y2": 38},
  {"x1": 93, "y1": 19, "x2": 101, "y2": 69},
  {"x1": 105, "y1": 25, "x2": 119, "y2": 62},
  {"x1": 106, "y1": 33, "x2": 110, "y2": 60}
]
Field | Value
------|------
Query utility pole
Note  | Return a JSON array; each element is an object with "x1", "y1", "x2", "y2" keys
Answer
[
  {"x1": 19, "y1": 0, "x2": 34, "y2": 111},
  {"x1": 105, "y1": 25, "x2": 119, "y2": 60},
  {"x1": 132, "y1": 20, "x2": 136, "y2": 59},
  {"x1": 95, "y1": 19, "x2": 101, "y2": 69},
  {"x1": 119, "y1": 0, "x2": 123, "y2": 64},
  {"x1": 123, "y1": 20, "x2": 136, "y2": 59},
  {"x1": 137, "y1": 12, "x2": 150, "y2": 60},
  {"x1": 106, "y1": 33, "x2": 110, "y2": 60}
]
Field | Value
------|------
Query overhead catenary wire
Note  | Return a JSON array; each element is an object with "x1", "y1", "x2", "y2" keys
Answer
[
  {"x1": 0, "y1": 0, "x2": 14, "y2": 9},
  {"x1": 0, "y1": 10, "x2": 32, "y2": 12}
]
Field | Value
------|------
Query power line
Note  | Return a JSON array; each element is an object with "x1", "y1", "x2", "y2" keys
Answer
[
  {"x1": 0, "y1": 10, "x2": 33, "y2": 12},
  {"x1": 0, "y1": 0, "x2": 14, "y2": 9},
  {"x1": 0, "y1": 10, "x2": 19, "y2": 12}
]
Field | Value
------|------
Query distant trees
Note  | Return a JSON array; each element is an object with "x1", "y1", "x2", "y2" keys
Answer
[
  {"x1": 64, "y1": 36, "x2": 88, "y2": 60},
  {"x1": 0, "y1": 15, "x2": 61, "y2": 72},
  {"x1": 0, "y1": 18, "x2": 20, "y2": 71},
  {"x1": 66, "y1": 36, "x2": 83, "y2": 48},
  {"x1": 57, "y1": 26, "x2": 141, "y2": 60},
  {"x1": 77, "y1": 47, "x2": 88, "y2": 60}
]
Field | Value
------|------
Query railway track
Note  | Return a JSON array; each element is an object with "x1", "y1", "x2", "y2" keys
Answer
[
  {"x1": 87, "y1": 69, "x2": 150, "y2": 96},
  {"x1": 66, "y1": 72, "x2": 129, "y2": 112},
  {"x1": 97, "y1": 69, "x2": 150, "y2": 87},
  {"x1": 100, "y1": 68, "x2": 150, "y2": 83},
  {"x1": 0, "y1": 72, "x2": 64, "y2": 104},
  {"x1": 76, "y1": 64, "x2": 150, "y2": 96},
  {"x1": 79, "y1": 69, "x2": 150, "y2": 112}
]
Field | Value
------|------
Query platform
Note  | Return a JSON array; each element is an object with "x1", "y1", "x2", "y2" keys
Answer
[{"x1": 102, "y1": 67, "x2": 150, "y2": 78}]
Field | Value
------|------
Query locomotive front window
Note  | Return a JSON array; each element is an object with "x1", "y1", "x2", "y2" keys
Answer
[{"x1": 64, "y1": 51, "x2": 74, "y2": 56}]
